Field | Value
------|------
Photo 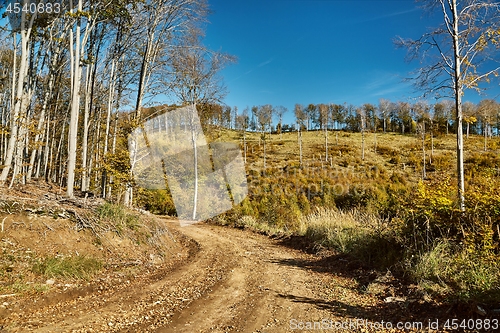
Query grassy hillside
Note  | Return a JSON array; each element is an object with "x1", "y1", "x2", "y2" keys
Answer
[{"x1": 199, "y1": 128, "x2": 500, "y2": 305}]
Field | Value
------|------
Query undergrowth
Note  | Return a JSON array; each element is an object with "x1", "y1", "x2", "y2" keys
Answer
[
  {"x1": 32, "y1": 255, "x2": 103, "y2": 280},
  {"x1": 97, "y1": 202, "x2": 140, "y2": 235},
  {"x1": 142, "y1": 130, "x2": 500, "y2": 305}
]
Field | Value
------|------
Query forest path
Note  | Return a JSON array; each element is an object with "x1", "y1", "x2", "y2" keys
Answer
[{"x1": 3, "y1": 220, "x2": 428, "y2": 333}]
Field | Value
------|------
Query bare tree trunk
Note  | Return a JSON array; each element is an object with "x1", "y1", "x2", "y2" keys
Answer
[
  {"x1": 107, "y1": 113, "x2": 119, "y2": 199},
  {"x1": 81, "y1": 63, "x2": 92, "y2": 192},
  {"x1": 67, "y1": 0, "x2": 83, "y2": 198},
  {"x1": 430, "y1": 122, "x2": 434, "y2": 165},
  {"x1": 36, "y1": 110, "x2": 50, "y2": 179},
  {"x1": 135, "y1": 34, "x2": 153, "y2": 120},
  {"x1": 55, "y1": 113, "x2": 67, "y2": 184},
  {"x1": 484, "y1": 124, "x2": 487, "y2": 151},
  {"x1": 101, "y1": 59, "x2": 116, "y2": 198},
  {"x1": 361, "y1": 129, "x2": 365, "y2": 160},
  {"x1": 298, "y1": 127, "x2": 303, "y2": 166},
  {"x1": 94, "y1": 107, "x2": 102, "y2": 194},
  {"x1": 243, "y1": 129, "x2": 247, "y2": 163},
  {"x1": 27, "y1": 42, "x2": 61, "y2": 180},
  {"x1": 324, "y1": 128, "x2": 328, "y2": 162},
  {"x1": 46, "y1": 111, "x2": 59, "y2": 182},
  {"x1": 0, "y1": 18, "x2": 33, "y2": 184},
  {"x1": 263, "y1": 134, "x2": 266, "y2": 170},
  {"x1": 191, "y1": 104, "x2": 198, "y2": 220},
  {"x1": 451, "y1": 0, "x2": 465, "y2": 211},
  {"x1": 422, "y1": 121, "x2": 426, "y2": 180}
]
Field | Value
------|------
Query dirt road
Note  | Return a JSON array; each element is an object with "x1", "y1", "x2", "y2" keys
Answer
[{"x1": 2, "y1": 220, "x2": 434, "y2": 332}]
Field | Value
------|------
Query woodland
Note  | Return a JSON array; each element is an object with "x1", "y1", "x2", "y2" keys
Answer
[{"x1": 1, "y1": 0, "x2": 500, "y2": 307}]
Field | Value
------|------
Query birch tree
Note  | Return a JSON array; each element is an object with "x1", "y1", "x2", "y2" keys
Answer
[
  {"x1": 67, "y1": 0, "x2": 102, "y2": 198},
  {"x1": 478, "y1": 99, "x2": 497, "y2": 150},
  {"x1": 396, "y1": 0, "x2": 500, "y2": 210},
  {"x1": 378, "y1": 98, "x2": 392, "y2": 133},
  {"x1": 358, "y1": 107, "x2": 367, "y2": 161},
  {"x1": 318, "y1": 104, "x2": 329, "y2": 161},
  {"x1": 275, "y1": 105, "x2": 287, "y2": 141},
  {"x1": 294, "y1": 104, "x2": 306, "y2": 167},
  {"x1": 0, "y1": 0, "x2": 38, "y2": 185},
  {"x1": 254, "y1": 105, "x2": 273, "y2": 169},
  {"x1": 236, "y1": 107, "x2": 249, "y2": 163}
]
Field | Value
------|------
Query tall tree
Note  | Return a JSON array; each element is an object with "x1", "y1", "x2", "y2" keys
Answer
[
  {"x1": 318, "y1": 104, "x2": 329, "y2": 161},
  {"x1": 275, "y1": 105, "x2": 287, "y2": 140},
  {"x1": 434, "y1": 100, "x2": 454, "y2": 134},
  {"x1": 0, "y1": 0, "x2": 38, "y2": 185},
  {"x1": 478, "y1": 99, "x2": 498, "y2": 150},
  {"x1": 294, "y1": 104, "x2": 306, "y2": 166},
  {"x1": 167, "y1": 26, "x2": 235, "y2": 218},
  {"x1": 357, "y1": 107, "x2": 367, "y2": 160},
  {"x1": 252, "y1": 105, "x2": 273, "y2": 169},
  {"x1": 168, "y1": 27, "x2": 235, "y2": 106},
  {"x1": 462, "y1": 101, "x2": 477, "y2": 139},
  {"x1": 396, "y1": 0, "x2": 500, "y2": 210},
  {"x1": 236, "y1": 107, "x2": 249, "y2": 163},
  {"x1": 330, "y1": 103, "x2": 345, "y2": 144},
  {"x1": 305, "y1": 103, "x2": 316, "y2": 131},
  {"x1": 378, "y1": 98, "x2": 392, "y2": 133}
]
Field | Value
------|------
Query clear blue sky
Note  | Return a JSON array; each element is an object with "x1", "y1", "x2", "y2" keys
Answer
[{"x1": 204, "y1": 0, "x2": 500, "y2": 124}]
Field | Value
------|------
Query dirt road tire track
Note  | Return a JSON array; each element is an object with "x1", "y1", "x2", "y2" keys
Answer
[{"x1": 3, "y1": 220, "x2": 402, "y2": 333}]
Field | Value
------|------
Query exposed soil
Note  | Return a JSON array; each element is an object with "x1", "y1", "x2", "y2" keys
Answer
[{"x1": 0, "y1": 184, "x2": 497, "y2": 332}]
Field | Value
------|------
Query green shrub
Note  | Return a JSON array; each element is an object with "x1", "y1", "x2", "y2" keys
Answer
[{"x1": 135, "y1": 188, "x2": 176, "y2": 215}]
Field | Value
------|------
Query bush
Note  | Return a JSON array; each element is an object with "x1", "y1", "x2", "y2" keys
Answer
[
  {"x1": 135, "y1": 188, "x2": 176, "y2": 216},
  {"x1": 397, "y1": 176, "x2": 500, "y2": 303}
]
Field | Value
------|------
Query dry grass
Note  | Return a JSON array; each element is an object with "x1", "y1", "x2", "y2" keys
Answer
[
  {"x1": 296, "y1": 208, "x2": 401, "y2": 267},
  {"x1": 208, "y1": 127, "x2": 500, "y2": 303},
  {"x1": 32, "y1": 255, "x2": 103, "y2": 280}
]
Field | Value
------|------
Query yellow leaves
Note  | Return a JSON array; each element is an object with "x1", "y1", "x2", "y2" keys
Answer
[
  {"x1": 476, "y1": 28, "x2": 500, "y2": 51},
  {"x1": 463, "y1": 116, "x2": 477, "y2": 124},
  {"x1": 475, "y1": 34, "x2": 488, "y2": 52},
  {"x1": 416, "y1": 180, "x2": 426, "y2": 198},
  {"x1": 432, "y1": 195, "x2": 454, "y2": 207},
  {"x1": 412, "y1": 177, "x2": 457, "y2": 215}
]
